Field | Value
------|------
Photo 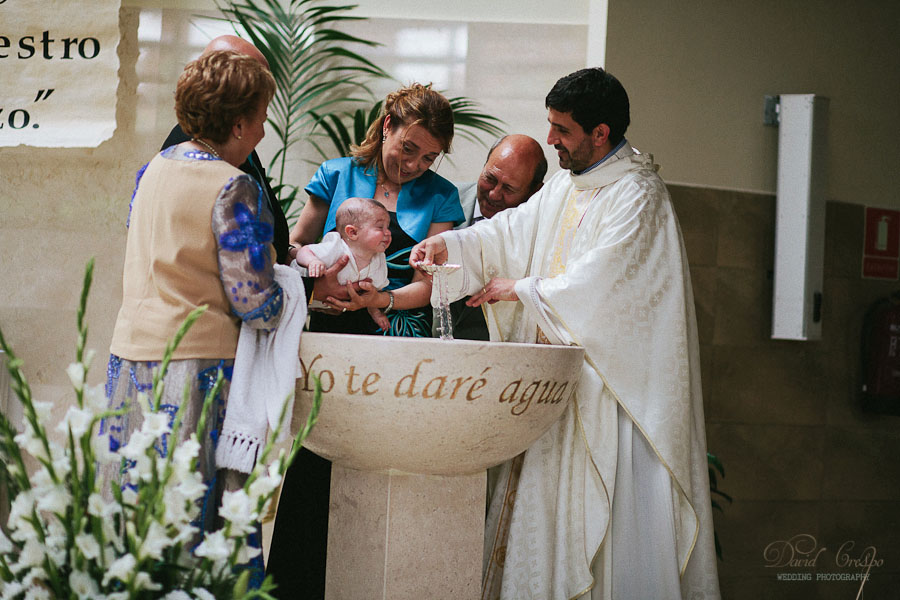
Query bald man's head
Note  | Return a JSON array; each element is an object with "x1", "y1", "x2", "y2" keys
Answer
[
  {"x1": 202, "y1": 35, "x2": 269, "y2": 70},
  {"x1": 476, "y1": 134, "x2": 547, "y2": 219}
]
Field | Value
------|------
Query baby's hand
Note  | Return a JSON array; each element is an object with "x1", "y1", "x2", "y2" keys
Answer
[
  {"x1": 369, "y1": 307, "x2": 390, "y2": 331},
  {"x1": 308, "y1": 259, "x2": 326, "y2": 278}
]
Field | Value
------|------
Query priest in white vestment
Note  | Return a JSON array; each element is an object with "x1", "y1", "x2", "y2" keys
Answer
[{"x1": 411, "y1": 68, "x2": 721, "y2": 600}]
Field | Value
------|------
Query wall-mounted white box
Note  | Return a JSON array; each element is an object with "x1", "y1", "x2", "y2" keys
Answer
[{"x1": 771, "y1": 94, "x2": 829, "y2": 341}]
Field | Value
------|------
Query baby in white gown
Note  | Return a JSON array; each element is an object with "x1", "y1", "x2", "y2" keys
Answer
[{"x1": 295, "y1": 197, "x2": 392, "y2": 330}]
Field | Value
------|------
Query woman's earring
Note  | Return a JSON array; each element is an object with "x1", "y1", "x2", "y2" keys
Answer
[{"x1": 382, "y1": 134, "x2": 386, "y2": 142}]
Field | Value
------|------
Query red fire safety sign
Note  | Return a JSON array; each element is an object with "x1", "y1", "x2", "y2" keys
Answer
[{"x1": 863, "y1": 207, "x2": 900, "y2": 280}]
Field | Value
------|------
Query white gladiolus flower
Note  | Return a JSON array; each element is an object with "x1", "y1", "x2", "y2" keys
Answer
[
  {"x1": 133, "y1": 571, "x2": 162, "y2": 592},
  {"x1": 66, "y1": 362, "x2": 85, "y2": 391},
  {"x1": 102, "y1": 543, "x2": 119, "y2": 564},
  {"x1": 192, "y1": 589, "x2": 216, "y2": 600},
  {"x1": 23, "y1": 586, "x2": 51, "y2": 600},
  {"x1": 21, "y1": 568, "x2": 47, "y2": 588},
  {"x1": 0, "y1": 526, "x2": 13, "y2": 553},
  {"x1": 120, "y1": 430, "x2": 155, "y2": 461},
  {"x1": 8, "y1": 524, "x2": 37, "y2": 544},
  {"x1": 83, "y1": 348, "x2": 96, "y2": 369},
  {"x1": 121, "y1": 487, "x2": 138, "y2": 505},
  {"x1": 51, "y1": 455, "x2": 72, "y2": 480},
  {"x1": 248, "y1": 468, "x2": 281, "y2": 502},
  {"x1": 128, "y1": 454, "x2": 154, "y2": 483},
  {"x1": 91, "y1": 432, "x2": 120, "y2": 464},
  {"x1": 7, "y1": 490, "x2": 35, "y2": 534},
  {"x1": 29, "y1": 468, "x2": 53, "y2": 491},
  {"x1": 236, "y1": 542, "x2": 262, "y2": 564},
  {"x1": 173, "y1": 524, "x2": 199, "y2": 546},
  {"x1": 219, "y1": 489, "x2": 257, "y2": 533},
  {"x1": 44, "y1": 540, "x2": 66, "y2": 569},
  {"x1": 46, "y1": 519, "x2": 66, "y2": 543},
  {"x1": 1, "y1": 582, "x2": 24, "y2": 599},
  {"x1": 103, "y1": 521, "x2": 124, "y2": 553},
  {"x1": 141, "y1": 412, "x2": 171, "y2": 438},
  {"x1": 75, "y1": 532, "x2": 101, "y2": 560},
  {"x1": 45, "y1": 521, "x2": 67, "y2": 563},
  {"x1": 193, "y1": 530, "x2": 231, "y2": 566},
  {"x1": 163, "y1": 592, "x2": 192, "y2": 600},
  {"x1": 47, "y1": 439, "x2": 67, "y2": 465},
  {"x1": 32, "y1": 401, "x2": 53, "y2": 422},
  {"x1": 172, "y1": 437, "x2": 201, "y2": 476},
  {"x1": 84, "y1": 382, "x2": 107, "y2": 412},
  {"x1": 102, "y1": 553, "x2": 136, "y2": 586},
  {"x1": 87, "y1": 493, "x2": 106, "y2": 517},
  {"x1": 14, "y1": 426, "x2": 49, "y2": 462},
  {"x1": 57, "y1": 406, "x2": 93, "y2": 438},
  {"x1": 69, "y1": 570, "x2": 99, "y2": 599},
  {"x1": 35, "y1": 485, "x2": 70, "y2": 514},
  {"x1": 139, "y1": 521, "x2": 171, "y2": 560},
  {"x1": 18, "y1": 538, "x2": 45, "y2": 568},
  {"x1": 162, "y1": 490, "x2": 190, "y2": 526},
  {"x1": 175, "y1": 471, "x2": 207, "y2": 502}
]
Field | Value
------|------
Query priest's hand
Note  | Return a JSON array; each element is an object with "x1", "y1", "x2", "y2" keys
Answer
[
  {"x1": 410, "y1": 236, "x2": 448, "y2": 269},
  {"x1": 467, "y1": 278, "x2": 519, "y2": 307}
]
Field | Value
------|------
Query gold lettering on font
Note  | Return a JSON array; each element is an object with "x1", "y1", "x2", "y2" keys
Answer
[
  {"x1": 298, "y1": 355, "x2": 572, "y2": 415},
  {"x1": 500, "y1": 379, "x2": 568, "y2": 415},
  {"x1": 299, "y1": 354, "x2": 335, "y2": 393}
]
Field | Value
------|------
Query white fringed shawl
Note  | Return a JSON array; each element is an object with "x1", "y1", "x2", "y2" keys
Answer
[{"x1": 216, "y1": 264, "x2": 307, "y2": 473}]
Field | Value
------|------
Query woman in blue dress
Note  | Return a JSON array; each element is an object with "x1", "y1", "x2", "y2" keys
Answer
[
  {"x1": 289, "y1": 82, "x2": 463, "y2": 336},
  {"x1": 265, "y1": 83, "x2": 463, "y2": 598}
]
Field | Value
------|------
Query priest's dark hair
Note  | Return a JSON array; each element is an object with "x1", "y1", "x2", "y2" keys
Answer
[{"x1": 545, "y1": 68, "x2": 630, "y2": 145}]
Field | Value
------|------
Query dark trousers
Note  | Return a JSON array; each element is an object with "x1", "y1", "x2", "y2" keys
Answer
[{"x1": 265, "y1": 448, "x2": 332, "y2": 599}]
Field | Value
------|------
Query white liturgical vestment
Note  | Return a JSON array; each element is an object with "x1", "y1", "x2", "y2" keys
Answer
[{"x1": 437, "y1": 144, "x2": 720, "y2": 599}]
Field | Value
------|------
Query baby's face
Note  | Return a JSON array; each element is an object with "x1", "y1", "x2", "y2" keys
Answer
[{"x1": 353, "y1": 211, "x2": 392, "y2": 255}]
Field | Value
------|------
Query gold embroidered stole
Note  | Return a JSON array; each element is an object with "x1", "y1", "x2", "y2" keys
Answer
[
  {"x1": 482, "y1": 186, "x2": 597, "y2": 599},
  {"x1": 535, "y1": 187, "x2": 594, "y2": 344}
]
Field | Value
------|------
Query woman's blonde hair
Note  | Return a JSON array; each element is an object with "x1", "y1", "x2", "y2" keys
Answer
[
  {"x1": 352, "y1": 83, "x2": 454, "y2": 171},
  {"x1": 175, "y1": 50, "x2": 276, "y2": 144}
]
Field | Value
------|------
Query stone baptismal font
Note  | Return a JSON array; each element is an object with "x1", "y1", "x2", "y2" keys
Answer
[{"x1": 291, "y1": 273, "x2": 584, "y2": 598}]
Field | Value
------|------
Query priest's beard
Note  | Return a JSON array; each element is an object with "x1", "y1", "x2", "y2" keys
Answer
[{"x1": 554, "y1": 137, "x2": 594, "y2": 172}]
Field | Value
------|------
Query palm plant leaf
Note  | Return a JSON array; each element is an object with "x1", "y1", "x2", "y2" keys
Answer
[
  {"x1": 447, "y1": 96, "x2": 506, "y2": 146},
  {"x1": 214, "y1": 0, "x2": 390, "y2": 205}
]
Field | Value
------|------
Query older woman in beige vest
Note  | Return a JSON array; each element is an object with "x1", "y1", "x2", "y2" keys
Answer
[{"x1": 102, "y1": 50, "x2": 279, "y2": 581}]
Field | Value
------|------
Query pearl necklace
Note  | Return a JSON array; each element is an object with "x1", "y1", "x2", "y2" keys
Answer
[{"x1": 192, "y1": 138, "x2": 220, "y2": 158}]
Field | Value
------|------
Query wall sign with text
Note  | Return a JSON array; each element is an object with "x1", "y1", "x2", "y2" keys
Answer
[
  {"x1": 862, "y1": 207, "x2": 900, "y2": 280},
  {"x1": 0, "y1": 0, "x2": 121, "y2": 148}
]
